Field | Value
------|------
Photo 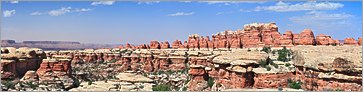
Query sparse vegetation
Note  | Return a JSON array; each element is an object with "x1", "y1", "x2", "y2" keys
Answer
[
  {"x1": 167, "y1": 70, "x2": 174, "y2": 75},
  {"x1": 157, "y1": 70, "x2": 165, "y2": 75},
  {"x1": 247, "y1": 48, "x2": 251, "y2": 52},
  {"x1": 24, "y1": 82, "x2": 38, "y2": 90},
  {"x1": 259, "y1": 59, "x2": 268, "y2": 67},
  {"x1": 261, "y1": 46, "x2": 271, "y2": 53},
  {"x1": 109, "y1": 59, "x2": 117, "y2": 63},
  {"x1": 271, "y1": 62, "x2": 279, "y2": 68},
  {"x1": 277, "y1": 46, "x2": 291, "y2": 62},
  {"x1": 88, "y1": 81, "x2": 92, "y2": 85},
  {"x1": 207, "y1": 77, "x2": 215, "y2": 88},
  {"x1": 2, "y1": 80, "x2": 15, "y2": 90},
  {"x1": 266, "y1": 66, "x2": 271, "y2": 71},
  {"x1": 285, "y1": 63, "x2": 291, "y2": 67},
  {"x1": 288, "y1": 79, "x2": 302, "y2": 89},
  {"x1": 152, "y1": 84, "x2": 171, "y2": 91}
]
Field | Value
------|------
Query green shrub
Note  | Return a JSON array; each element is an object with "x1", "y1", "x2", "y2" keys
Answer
[
  {"x1": 157, "y1": 70, "x2": 165, "y2": 75},
  {"x1": 261, "y1": 46, "x2": 271, "y2": 53},
  {"x1": 266, "y1": 66, "x2": 271, "y2": 71},
  {"x1": 25, "y1": 82, "x2": 38, "y2": 90},
  {"x1": 259, "y1": 59, "x2": 268, "y2": 67},
  {"x1": 285, "y1": 63, "x2": 291, "y2": 67},
  {"x1": 277, "y1": 46, "x2": 291, "y2": 62},
  {"x1": 167, "y1": 70, "x2": 174, "y2": 75},
  {"x1": 271, "y1": 62, "x2": 279, "y2": 68},
  {"x1": 109, "y1": 59, "x2": 117, "y2": 63},
  {"x1": 152, "y1": 84, "x2": 171, "y2": 91},
  {"x1": 88, "y1": 81, "x2": 92, "y2": 85},
  {"x1": 288, "y1": 79, "x2": 302, "y2": 89},
  {"x1": 2, "y1": 80, "x2": 15, "y2": 90},
  {"x1": 247, "y1": 48, "x2": 251, "y2": 52},
  {"x1": 207, "y1": 77, "x2": 215, "y2": 87},
  {"x1": 182, "y1": 87, "x2": 187, "y2": 91}
]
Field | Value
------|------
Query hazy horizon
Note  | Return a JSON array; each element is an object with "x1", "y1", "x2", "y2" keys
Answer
[{"x1": 2, "y1": 1, "x2": 362, "y2": 44}]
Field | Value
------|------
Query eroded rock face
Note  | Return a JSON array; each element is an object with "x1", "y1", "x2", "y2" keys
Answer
[
  {"x1": 188, "y1": 34, "x2": 200, "y2": 49},
  {"x1": 274, "y1": 31, "x2": 294, "y2": 47},
  {"x1": 172, "y1": 40, "x2": 183, "y2": 49},
  {"x1": 1, "y1": 47, "x2": 45, "y2": 79},
  {"x1": 150, "y1": 41, "x2": 161, "y2": 49},
  {"x1": 160, "y1": 41, "x2": 170, "y2": 49},
  {"x1": 199, "y1": 36, "x2": 209, "y2": 48},
  {"x1": 315, "y1": 34, "x2": 337, "y2": 45},
  {"x1": 358, "y1": 38, "x2": 362, "y2": 46},
  {"x1": 344, "y1": 38, "x2": 358, "y2": 45},
  {"x1": 254, "y1": 73, "x2": 294, "y2": 88},
  {"x1": 292, "y1": 46, "x2": 362, "y2": 91},
  {"x1": 294, "y1": 29, "x2": 315, "y2": 45}
]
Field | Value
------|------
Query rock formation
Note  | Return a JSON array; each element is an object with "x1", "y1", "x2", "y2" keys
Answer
[
  {"x1": 315, "y1": 34, "x2": 338, "y2": 45},
  {"x1": 344, "y1": 38, "x2": 358, "y2": 45}
]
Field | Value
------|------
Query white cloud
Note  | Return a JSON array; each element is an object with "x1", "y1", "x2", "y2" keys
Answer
[
  {"x1": 10, "y1": 1, "x2": 19, "y2": 4},
  {"x1": 255, "y1": 1, "x2": 344, "y2": 12},
  {"x1": 74, "y1": 8, "x2": 92, "y2": 12},
  {"x1": 48, "y1": 7, "x2": 72, "y2": 16},
  {"x1": 31, "y1": 7, "x2": 92, "y2": 16},
  {"x1": 181, "y1": 1, "x2": 192, "y2": 3},
  {"x1": 216, "y1": 12, "x2": 224, "y2": 15},
  {"x1": 239, "y1": 9, "x2": 252, "y2": 12},
  {"x1": 289, "y1": 11, "x2": 354, "y2": 31},
  {"x1": 30, "y1": 12, "x2": 43, "y2": 15},
  {"x1": 200, "y1": 1, "x2": 265, "y2": 5},
  {"x1": 3, "y1": 10, "x2": 16, "y2": 17},
  {"x1": 168, "y1": 12, "x2": 195, "y2": 16},
  {"x1": 91, "y1": 1, "x2": 115, "y2": 6},
  {"x1": 289, "y1": 11, "x2": 353, "y2": 23},
  {"x1": 137, "y1": 1, "x2": 160, "y2": 5}
]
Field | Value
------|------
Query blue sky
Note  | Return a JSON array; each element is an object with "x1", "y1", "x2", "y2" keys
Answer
[{"x1": 1, "y1": 1, "x2": 362, "y2": 44}]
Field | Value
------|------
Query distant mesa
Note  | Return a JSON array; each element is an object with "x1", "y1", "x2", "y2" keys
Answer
[
  {"x1": 1, "y1": 40, "x2": 119, "y2": 50},
  {"x1": 22, "y1": 41, "x2": 81, "y2": 44},
  {"x1": 118, "y1": 22, "x2": 362, "y2": 49}
]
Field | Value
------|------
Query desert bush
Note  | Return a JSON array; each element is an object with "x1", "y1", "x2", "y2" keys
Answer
[
  {"x1": 277, "y1": 46, "x2": 291, "y2": 62},
  {"x1": 285, "y1": 63, "x2": 291, "y2": 67},
  {"x1": 261, "y1": 46, "x2": 271, "y2": 53},
  {"x1": 2, "y1": 80, "x2": 15, "y2": 90},
  {"x1": 288, "y1": 79, "x2": 302, "y2": 89},
  {"x1": 152, "y1": 84, "x2": 171, "y2": 91},
  {"x1": 266, "y1": 66, "x2": 271, "y2": 71},
  {"x1": 88, "y1": 81, "x2": 92, "y2": 85},
  {"x1": 271, "y1": 62, "x2": 279, "y2": 68},
  {"x1": 259, "y1": 59, "x2": 268, "y2": 67},
  {"x1": 167, "y1": 70, "x2": 174, "y2": 75},
  {"x1": 157, "y1": 70, "x2": 165, "y2": 75},
  {"x1": 207, "y1": 77, "x2": 215, "y2": 88},
  {"x1": 25, "y1": 82, "x2": 38, "y2": 90}
]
